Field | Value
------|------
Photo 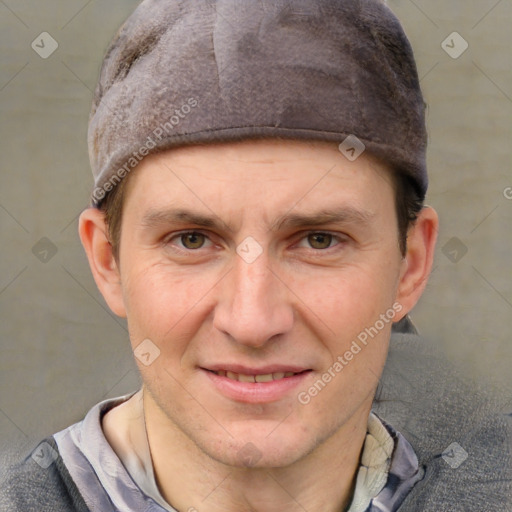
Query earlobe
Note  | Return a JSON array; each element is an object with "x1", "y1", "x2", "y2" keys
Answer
[
  {"x1": 78, "y1": 208, "x2": 127, "y2": 318},
  {"x1": 395, "y1": 206, "x2": 439, "y2": 319}
]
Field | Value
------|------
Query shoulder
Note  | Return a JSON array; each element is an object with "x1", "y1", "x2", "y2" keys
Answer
[
  {"x1": 375, "y1": 332, "x2": 512, "y2": 510},
  {"x1": 0, "y1": 436, "x2": 90, "y2": 512},
  {"x1": 398, "y1": 412, "x2": 512, "y2": 511}
]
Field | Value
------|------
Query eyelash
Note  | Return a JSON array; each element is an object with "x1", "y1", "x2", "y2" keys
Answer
[{"x1": 164, "y1": 230, "x2": 347, "y2": 255}]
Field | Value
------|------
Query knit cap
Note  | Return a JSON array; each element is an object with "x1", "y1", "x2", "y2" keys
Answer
[{"x1": 88, "y1": 0, "x2": 427, "y2": 205}]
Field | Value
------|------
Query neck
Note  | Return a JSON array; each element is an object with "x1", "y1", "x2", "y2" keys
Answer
[{"x1": 142, "y1": 389, "x2": 370, "y2": 512}]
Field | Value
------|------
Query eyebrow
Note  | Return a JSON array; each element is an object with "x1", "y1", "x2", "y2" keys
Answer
[
  {"x1": 272, "y1": 207, "x2": 376, "y2": 231},
  {"x1": 141, "y1": 209, "x2": 229, "y2": 231},
  {"x1": 140, "y1": 206, "x2": 376, "y2": 233}
]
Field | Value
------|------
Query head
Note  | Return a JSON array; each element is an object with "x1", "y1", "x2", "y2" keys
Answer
[
  {"x1": 79, "y1": 0, "x2": 438, "y2": 468},
  {"x1": 80, "y1": 138, "x2": 437, "y2": 467}
]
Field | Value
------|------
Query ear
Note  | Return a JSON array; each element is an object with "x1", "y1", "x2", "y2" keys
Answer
[
  {"x1": 395, "y1": 206, "x2": 439, "y2": 319},
  {"x1": 78, "y1": 208, "x2": 127, "y2": 318}
]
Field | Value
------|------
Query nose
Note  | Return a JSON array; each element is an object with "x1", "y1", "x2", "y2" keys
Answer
[{"x1": 213, "y1": 248, "x2": 294, "y2": 349}]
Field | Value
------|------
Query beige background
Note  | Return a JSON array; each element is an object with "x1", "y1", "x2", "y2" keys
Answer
[{"x1": 1, "y1": 0, "x2": 511, "y2": 462}]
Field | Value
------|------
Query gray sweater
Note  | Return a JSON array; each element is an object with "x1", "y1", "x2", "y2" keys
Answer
[{"x1": 2, "y1": 332, "x2": 511, "y2": 511}]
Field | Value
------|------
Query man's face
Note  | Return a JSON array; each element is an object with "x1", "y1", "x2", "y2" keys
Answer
[{"x1": 115, "y1": 139, "x2": 406, "y2": 467}]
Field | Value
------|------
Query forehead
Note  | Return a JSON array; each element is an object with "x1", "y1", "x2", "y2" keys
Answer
[
  {"x1": 130, "y1": 139, "x2": 392, "y2": 183},
  {"x1": 124, "y1": 138, "x2": 392, "y2": 214}
]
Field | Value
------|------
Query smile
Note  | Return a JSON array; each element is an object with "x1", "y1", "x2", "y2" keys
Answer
[
  {"x1": 211, "y1": 370, "x2": 298, "y2": 382},
  {"x1": 202, "y1": 367, "x2": 312, "y2": 403}
]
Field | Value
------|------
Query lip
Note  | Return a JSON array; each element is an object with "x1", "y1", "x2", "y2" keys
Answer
[{"x1": 201, "y1": 366, "x2": 312, "y2": 403}]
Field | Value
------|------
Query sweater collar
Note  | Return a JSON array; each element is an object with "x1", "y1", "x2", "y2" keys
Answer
[{"x1": 54, "y1": 391, "x2": 423, "y2": 512}]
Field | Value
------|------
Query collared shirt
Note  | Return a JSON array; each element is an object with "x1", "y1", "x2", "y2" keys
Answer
[{"x1": 53, "y1": 391, "x2": 423, "y2": 512}]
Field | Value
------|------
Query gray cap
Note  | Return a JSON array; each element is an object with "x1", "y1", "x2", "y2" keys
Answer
[{"x1": 88, "y1": 0, "x2": 427, "y2": 205}]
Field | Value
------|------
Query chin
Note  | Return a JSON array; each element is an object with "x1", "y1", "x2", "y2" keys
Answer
[{"x1": 196, "y1": 426, "x2": 316, "y2": 469}]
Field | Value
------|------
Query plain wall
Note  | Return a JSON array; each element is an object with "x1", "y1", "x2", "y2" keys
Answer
[{"x1": 1, "y1": 0, "x2": 511, "y2": 462}]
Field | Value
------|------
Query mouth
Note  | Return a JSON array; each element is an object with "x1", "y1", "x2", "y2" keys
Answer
[
  {"x1": 206, "y1": 369, "x2": 307, "y2": 383},
  {"x1": 200, "y1": 366, "x2": 312, "y2": 403}
]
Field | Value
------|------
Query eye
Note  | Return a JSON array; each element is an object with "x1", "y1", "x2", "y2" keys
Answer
[
  {"x1": 167, "y1": 231, "x2": 212, "y2": 251},
  {"x1": 183, "y1": 232, "x2": 206, "y2": 249},
  {"x1": 296, "y1": 232, "x2": 345, "y2": 251},
  {"x1": 307, "y1": 233, "x2": 333, "y2": 250}
]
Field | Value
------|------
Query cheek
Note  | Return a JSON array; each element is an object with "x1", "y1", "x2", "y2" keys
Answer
[
  {"x1": 293, "y1": 263, "x2": 399, "y2": 339},
  {"x1": 294, "y1": 267, "x2": 396, "y2": 405},
  {"x1": 121, "y1": 265, "x2": 212, "y2": 389},
  {"x1": 120, "y1": 262, "x2": 219, "y2": 347},
  {"x1": 122, "y1": 265, "x2": 183, "y2": 339}
]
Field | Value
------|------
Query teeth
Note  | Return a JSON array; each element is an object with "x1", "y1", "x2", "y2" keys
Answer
[
  {"x1": 255, "y1": 373, "x2": 273, "y2": 383},
  {"x1": 215, "y1": 370, "x2": 297, "y2": 382},
  {"x1": 238, "y1": 373, "x2": 256, "y2": 383}
]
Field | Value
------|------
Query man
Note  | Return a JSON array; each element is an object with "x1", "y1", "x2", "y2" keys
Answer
[{"x1": 1, "y1": 0, "x2": 511, "y2": 511}]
